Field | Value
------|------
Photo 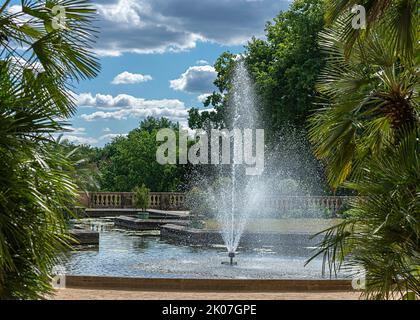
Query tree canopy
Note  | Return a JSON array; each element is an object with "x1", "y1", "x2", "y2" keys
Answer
[
  {"x1": 189, "y1": 0, "x2": 326, "y2": 137},
  {"x1": 96, "y1": 117, "x2": 188, "y2": 192}
]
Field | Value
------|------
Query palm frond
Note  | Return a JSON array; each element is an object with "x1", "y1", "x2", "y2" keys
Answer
[
  {"x1": 308, "y1": 129, "x2": 420, "y2": 299},
  {"x1": 325, "y1": 0, "x2": 419, "y2": 60}
]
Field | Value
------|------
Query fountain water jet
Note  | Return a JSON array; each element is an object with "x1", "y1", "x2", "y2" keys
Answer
[{"x1": 214, "y1": 60, "x2": 260, "y2": 264}]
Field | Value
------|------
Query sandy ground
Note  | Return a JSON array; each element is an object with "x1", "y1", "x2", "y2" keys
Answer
[{"x1": 50, "y1": 288, "x2": 361, "y2": 300}]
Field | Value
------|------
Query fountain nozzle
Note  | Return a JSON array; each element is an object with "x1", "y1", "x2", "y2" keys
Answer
[
  {"x1": 222, "y1": 252, "x2": 237, "y2": 266},
  {"x1": 228, "y1": 252, "x2": 235, "y2": 265}
]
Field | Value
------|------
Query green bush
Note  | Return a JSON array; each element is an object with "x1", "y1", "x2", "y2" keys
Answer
[{"x1": 133, "y1": 184, "x2": 150, "y2": 211}]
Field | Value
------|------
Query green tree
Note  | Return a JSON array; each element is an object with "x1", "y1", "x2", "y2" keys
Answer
[
  {"x1": 188, "y1": 51, "x2": 235, "y2": 130},
  {"x1": 99, "y1": 117, "x2": 188, "y2": 192},
  {"x1": 0, "y1": 0, "x2": 99, "y2": 299},
  {"x1": 187, "y1": 0, "x2": 328, "y2": 192},
  {"x1": 188, "y1": 0, "x2": 326, "y2": 135},
  {"x1": 247, "y1": 0, "x2": 326, "y2": 133}
]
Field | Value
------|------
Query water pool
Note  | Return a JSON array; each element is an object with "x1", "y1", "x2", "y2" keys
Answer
[{"x1": 61, "y1": 218, "x2": 346, "y2": 280}]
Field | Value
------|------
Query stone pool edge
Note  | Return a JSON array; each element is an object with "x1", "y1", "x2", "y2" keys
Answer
[{"x1": 64, "y1": 275, "x2": 355, "y2": 292}]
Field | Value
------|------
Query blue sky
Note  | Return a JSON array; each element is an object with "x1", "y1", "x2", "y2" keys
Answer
[{"x1": 9, "y1": 0, "x2": 291, "y2": 146}]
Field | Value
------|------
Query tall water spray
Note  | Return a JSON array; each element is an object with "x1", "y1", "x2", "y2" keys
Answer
[{"x1": 215, "y1": 60, "x2": 259, "y2": 261}]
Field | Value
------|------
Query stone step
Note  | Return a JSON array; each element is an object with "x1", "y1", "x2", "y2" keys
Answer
[
  {"x1": 114, "y1": 216, "x2": 189, "y2": 231},
  {"x1": 69, "y1": 229, "x2": 99, "y2": 245}
]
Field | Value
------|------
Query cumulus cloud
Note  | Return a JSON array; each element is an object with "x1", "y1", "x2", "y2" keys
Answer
[
  {"x1": 78, "y1": 92, "x2": 190, "y2": 122},
  {"x1": 6, "y1": 1, "x2": 289, "y2": 56},
  {"x1": 81, "y1": 108, "x2": 188, "y2": 122},
  {"x1": 93, "y1": 0, "x2": 289, "y2": 56},
  {"x1": 77, "y1": 93, "x2": 186, "y2": 110},
  {"x1": 170, "y1": 65, "x2": 217, "y2": 93},
  {"x1": 196, "y1": 60, "x2": 209, "y2": 65},
  {"x1": 197, "y1": 93, "x2": 212, "y2": 103},
  {"x1": 99, "y1": 133, "x2": 128, "y2": 141},
  {"x1": 8, "y1": 57, "x2": 44, "y2": 73},
  {"x1": 111, "y1": 71, "x2": 153, "y2": 84},
  {"x1": 59, "y1": 126, "x2": 128, "y2": 145},
  {"x1": 65, "y1": 126, "x2": 86, "y2": 135},
  {"x1": 95, "y1": 0, "x2": 202, "y2": 56},
  {"x1": 6, "y1": 4, "x2": 31, "y2": 24},
  {"x1": 56, "y1": 126, "x2": 98, "y2": 145},
  {"x1": 61, "y1": 135, "x2": 98, "y2": 145}
]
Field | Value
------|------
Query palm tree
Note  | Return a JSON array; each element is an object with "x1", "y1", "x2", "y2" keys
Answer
[
  {"x1": 307, "y1": 128, "x2": 420, "y2": 299},
  {"x1": 307, "y1": 2, "x2": 419, "y2": 299},
  {"x1": 308, "y1": 21, "x2": 418, "y2": 187},
  {"x1": 0, "y1": 0, "x2": 99, "y2": 299},
  {"x1": 324, "y1": 0, "x2": 419, "y2": 60}
]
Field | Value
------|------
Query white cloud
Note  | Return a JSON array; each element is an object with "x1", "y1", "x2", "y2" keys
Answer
[
  {"x1": 7, "y1": 5, "x2": 31, "y2": 25},
  {"x1": 197, "y1": 93, "x2": 212, "y2": 103},
  {"x1": 76, "y1": 93, "x2": 99, "y2": 108},
  {"x1": 92, "y1": 0, "x2": 289, "y2": 56},
  {"x1": 100, "y1": 133, "x2": 128, "y2": 141},
  {"x1": 56, "y1": 126, "x2": 98, "y2": 145},
  {"x1": 102, "y1": 127, "x2": 112, "y2": 133},
  {"x1": 199, "y1": 107, "x2": 215, "y2": 114},
  {"x1": 66, "y1": 126, "x2": 86, "y2": 135},
  {"x1": 111, "y1": 71, "x2": 153, "y2": 84},
  {"x1": 8, "y1": 57, "x2": 44, "y2": 73},
  {"x1": 196, "y1": 60, "x2": 209, "y2": 65},
  {"x1": 170, "y1": 65, "x2": 216, "y2": 93},
  {"x1": 81, "y1": 108, "x2": 188, "y2": 122},
  {"x1": 95, "y1": 0, "x2": 202, "y2": 56},
  {"x1": 78, "y1": 93, "x2": 190, "y2": 122},
  {"x1": 6, "y1": 0, "x2": 289, "y2": 57},
  {"x1": 77, "y1": 93, "x2": 186, "y2": 110},
  {"x1": 7, "y1": 4, "x2": 22, "y2": 14},
  {"x1": 61, "y1": 135, "x2": 98, "y2": 145}
]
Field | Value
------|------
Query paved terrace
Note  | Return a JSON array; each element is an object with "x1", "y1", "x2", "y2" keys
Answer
[{"x1": 50, "y1": 288, "x2": 360, "y2": 300}]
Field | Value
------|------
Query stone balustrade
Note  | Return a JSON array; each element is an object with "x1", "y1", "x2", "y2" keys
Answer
[
  {"x1": 263, "y1": 196, "x2": 355, "y2": 217},
  {"x1": 264, "y1": 196, "x2": 353, "y2": 210},
  {"x1": 78, "y1": 192, "x2": 354, "y2": 215},
  {"x1": 78, "y1": 192, "x2": 186, "y2": 210}
]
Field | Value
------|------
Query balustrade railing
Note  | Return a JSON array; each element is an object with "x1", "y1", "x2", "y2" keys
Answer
[
  {"x1": 264, "y1": 196, "x2": 355, "y2": 217},
  {"x1": 78, "y1": 192, "x2": 186, "y2": 210},
  {"x1": 78, "y1": 192, "x2": 354, "y2": 215}
]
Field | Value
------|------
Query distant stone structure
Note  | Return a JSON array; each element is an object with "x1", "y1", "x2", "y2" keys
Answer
[{"x1": 77, "y1": 192, "x2": 355, "y2": 217}]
